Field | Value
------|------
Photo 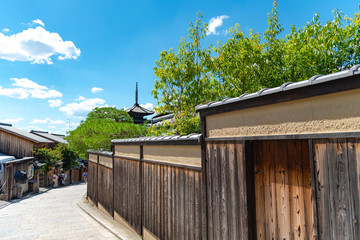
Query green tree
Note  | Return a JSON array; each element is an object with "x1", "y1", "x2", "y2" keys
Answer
[
  {"x1": 214, "y1": 24, "x2": 262, "y2": 97},
  {"x1": 151, "y1": 12, "x2": 215, "y2": 135},
  {"x1": 56, "y1": 144, "x2": 78, "y2": 171},
  {"x1": 66, "y1": 118, "x2": 147, "y2": 159},
  {"x1": 87, "y1": 107, "x2": 133, "y2": 123},
  {"x1": 151, "y1": 3, "x2": 360, "y2": 136},
  {"x1": 33, "y1": 147, "x2": 61, "y2": 170}
]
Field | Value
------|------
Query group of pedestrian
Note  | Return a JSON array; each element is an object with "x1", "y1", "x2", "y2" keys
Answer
[{"x1": 51, "y1": 171, "x2": 67, "y2": 188}]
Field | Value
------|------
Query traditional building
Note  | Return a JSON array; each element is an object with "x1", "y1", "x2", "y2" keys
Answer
[
  {"x1": 0, "y1": 123, "x2": 55, "y2": 159},
  {"x1": 126, "y1": 82, "x2": 154, "y2": 124}
]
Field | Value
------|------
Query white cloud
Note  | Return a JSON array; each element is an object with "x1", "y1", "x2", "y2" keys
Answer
[
  {"x1": 140, "y1": 103, "x2": 154, "y2": 110},
  {"x1": 207, "y1": 15, "x2": 229, "y2": 35},
  {"x1": 0, "y1": 78, "x2": 62, "y2": 99},
  {"x1": 59, "y1": 98, "x2": 106, "y2": 116},
  {"x1": 91, "y1": 87, "x2": 104, "y2": 93},
  {"x1": 0, "y1": 26, "x2": 80, "y2": 64},
  {"x1": 32, "y1": 19, "x2": 45, "y2": 27},
  {"x1": 48, "y1": 125, "x2": 56, "y2": 129},
  {"x1": 2, "y1": 28, "x2": 9, "y2": 33},
  {"x1": 0, "y1": 86, "x2": 29, "y2": 99},
  {"x1": 48, "y1": 99, "x2": 63, "y2": 107},
  {"x1": 31, "y1": 117, "x2": 65, "y2": 125},
  {"x1": 11, "y1": 77, "x2": 47, "y2": 89},
  {"x1": 75, "y1": 95, "x2": 86, "y2": 101},
  {"x1": 1, "y1": 117, "x2": 24, "y2": 123},
  {"x1": 28, "y1": 88, "x2": 62, "y2": 99}
]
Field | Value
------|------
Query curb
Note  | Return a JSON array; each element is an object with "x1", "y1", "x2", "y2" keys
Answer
[{"x1": 77, "y1": 198, "x2": 124, "y2": 240}]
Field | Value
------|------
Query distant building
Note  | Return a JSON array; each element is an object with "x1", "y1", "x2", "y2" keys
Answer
[
  {"x1": 150, "y1": 112, "x2": 174, "y2": 125},
  {"x1": 0, "y1": 123, "x2": 55, "y2": 159},
  {"x1": 126, "y1": 82, "x2": 154, "y2": 124},
  {"x1": 30, "y1": 130, "x2": 68, "y2": 145}
]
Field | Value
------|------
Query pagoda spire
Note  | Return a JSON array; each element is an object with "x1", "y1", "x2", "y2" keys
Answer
[{"x1": 135, "y1": 82, "x2": 138, "y2": 105}]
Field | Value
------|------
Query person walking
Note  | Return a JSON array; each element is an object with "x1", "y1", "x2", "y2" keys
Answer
[{"x1": 82, "y1": 171, "x2": 88, "y2": 183}]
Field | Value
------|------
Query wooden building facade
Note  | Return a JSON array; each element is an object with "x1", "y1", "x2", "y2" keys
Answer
[{"x1": 0, "y1": 123, "x2": 54, "y2": 159}]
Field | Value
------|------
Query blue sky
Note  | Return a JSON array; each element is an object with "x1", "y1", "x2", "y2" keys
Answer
[{"x1": 0, "y1": 0, "x2": 358, "y2": 134}]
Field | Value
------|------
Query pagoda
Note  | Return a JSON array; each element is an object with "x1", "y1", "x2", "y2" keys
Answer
[{"x1": 126, "y1": 82, "x2": 154, "y2": 124}]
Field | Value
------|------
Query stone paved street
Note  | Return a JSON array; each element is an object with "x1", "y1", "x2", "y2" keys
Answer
[{"x1": 0, "y1": 183, "x2": 119, "y2": 240}]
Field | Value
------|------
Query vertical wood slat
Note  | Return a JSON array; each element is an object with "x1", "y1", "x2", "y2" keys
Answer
[
  {"x1": 314, "y1": 139, "x2": 357, "y2": 240},
  {"x1": 141, "y1": 161, "x2": 203, "y2": 240},
  {"x1": 254, "y1": 141, "x2": 266, "y2": 239},
  {"x1": 347, "y1": 139, "x2": 360, "y2": 240},
  {"x1": 206, "y1": 141, "x2": 249, "y2": 240},
  {"x1": 314, "y1": 140, "x2": 331, "y2": 240},
  {"x1": 113, "y1": 156, "x2": 142, "y2": 234}
]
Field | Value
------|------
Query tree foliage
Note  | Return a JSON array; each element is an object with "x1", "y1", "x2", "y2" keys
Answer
[
  {"x1": 150, "y1": 2, "x2": 360, "y2": 135},
  {"x1": 33, "y1": 147, "x2": 62, "y2": 170},
  {"x1": 87, "y1": 107, "x2": 133, "y2": 123},
  {"x1": 33, "y1": 144, "x2": 77, "y2": 171},
  {"x1": 66, "y1": 118, "x2": 147, "y2": 159}
]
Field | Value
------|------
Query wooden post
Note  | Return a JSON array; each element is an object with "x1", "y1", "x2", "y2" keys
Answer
[
  {"x1": 96, "y1": 154, "x2": 99, "y2": 207},
  {"x1": 140, "y1": 145, "x2": 144, "y2": 236},
  {"x1": 200, "y1": 113, "x2": 208, "y2": 239},
  {"x1": 7, "y1": 164, "x2": 13, "y2": 201},
  {"x1": 245, "y1": 140, "x2": 256, "y2": 240},
  {"x1": 308, "y1": 139, "x2": 319, "y2": 240},
  {"x1": 112, "y1": 147, "x2": 115, "y2": 218}
]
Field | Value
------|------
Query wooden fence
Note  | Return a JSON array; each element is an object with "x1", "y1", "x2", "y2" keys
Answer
[
  {"x1": 88, "y1": 138, "x2": 360, "y2": 240},
  {"x1": 87, "y1": 135, "x2": 204, "y2": 239}
]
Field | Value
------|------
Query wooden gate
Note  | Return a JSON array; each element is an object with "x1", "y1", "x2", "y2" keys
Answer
[{"x1": 253, "y1": 140, "x2": 315, "y2": 240}]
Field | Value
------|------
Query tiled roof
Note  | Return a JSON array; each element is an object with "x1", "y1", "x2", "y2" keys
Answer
[
  {"x1": 195, "y1": 64, "x2": 360, "y2": 112},
  {"x1": 111, "y1": 133, "x2": 201, "y2": 144},
  {"x1": 87, "y1": 149, "x2": 113, "y2": 156},
  {"x1": 30, "y1": 130, "x2": 68, "y2": 144},
  {"x1": 126, "y1": 104, "x2": 154, "y2": 115},
  {"x1": 0, "y1": 125, "x2": 53, "y2": 143}
]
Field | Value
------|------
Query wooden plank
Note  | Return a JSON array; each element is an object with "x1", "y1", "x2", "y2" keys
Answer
[
  {"x1": 274, "y1": 140, "x2": 291, "y2": 240},
  {"x1": 213, "y1": 143, "x2": 221, "y2": 240},
  {"x1": 206, "y1": 143, "x2": 214, "y2": 240},
  {"x1": 295, "y1": 140, "x2": 307, "y2": 240},
  {"x1": 171, "y1": 166, "x2": 176, "y2": 240},
  {"x1": 302, "y1": 140, "x2": 316, "y2": 239},
  {"x1": 219, "y1": 143, "x2": 229, "y2": 240},
  {"x1": 188, "y1": 170, "x2": 195, "y2": 240},
  {"x1": 228, "y1": 143, "x2": 239, "y2": 240},
  {"x1": 179, "y1": 169, "x2": 185, "y2": 239},
  {"x1": 347, "y1": 139, "x2": 360, "y2": 240},
  {"x1": 287, "y1": 140, "x2": 302, "y2": 239},
  {"x1": 163, "y1": 166, "x2": 168, "y2": 240},
  {"x1": 200, "y1": 116, "x2": 208, "y2": 240},
  {"x1": 157, "y1": 164, "x2": 161, "y2": 237},
  {"x1": 254, "y1": 141, "x2": 266, "y2": 239},
  {"x1": 314, "y1": 140, "x2": 331, "y2": 239},
  {"x1": 331, "y1": 139, "x2": 353, "y2": 240},
  {"x1": 194, "y1": 170, "x2": 201, "y2": 240},
  {"x1": 184, "y1": 169, "x2": 189, "y2": 240},
  {"x1": 245, "y1": 141, "x2": 256, "y2": 240},
  {"x1": 326, "y1": 140, "x2": 339, "y2": 239},
  {"x1": 265, "y1": 141, "x2": 277, "y2": 240}
]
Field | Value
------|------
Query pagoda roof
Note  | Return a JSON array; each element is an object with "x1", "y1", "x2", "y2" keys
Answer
[{"x1": 126, "y1": 103, "x2": 154, "y2": 116}]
